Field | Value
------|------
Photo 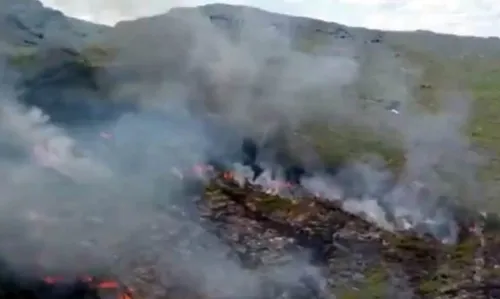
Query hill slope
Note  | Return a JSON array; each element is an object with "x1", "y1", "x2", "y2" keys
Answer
[
  {"x1": 95, "y1": 3, "x2": 500, "y2": 205},
  {"x1": 2, "y1": 2, "x2": 500, "y2": 299}
]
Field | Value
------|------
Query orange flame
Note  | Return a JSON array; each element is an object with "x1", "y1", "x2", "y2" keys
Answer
[
  {"x1": 42, "y1": 276, "x2": 133, "y2": 298},
  {"x1": 223, "y1": 171, "x2": 234, "y2": 180},
  {"x1": 98, "y1": 281, "x2": 119, "y2": 288}
]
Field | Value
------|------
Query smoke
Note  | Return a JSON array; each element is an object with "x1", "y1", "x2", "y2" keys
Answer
[
  {"x1": 0, "y1": 2, "x2": 485, "y2": 297},
  {"x1": 0, "y1": 89, "x2": 332, "y2": 298},
  {"x1": 171, "y1": 6, "x2": 482, "y2": 238},
  {"x1": 0, "y1": 59, "x2": 328, "y2": 299},
  {"x1": 107, "y1": 4, "x2": 483, "y2": 244}
]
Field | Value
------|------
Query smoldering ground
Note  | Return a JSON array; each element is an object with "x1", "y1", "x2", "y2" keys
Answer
[
  {"x1": 0, "y1": 3, "x2": 486, "y2": 298},
  {"x1": 120, "y1": 5, "x2": 484, "y2": 241},
  {"x1": 0, "y1": 84, "x2": 334, "y2": 298},
  {"x1": 0, "y1": 64, "x2": 333, "y2": 299}
]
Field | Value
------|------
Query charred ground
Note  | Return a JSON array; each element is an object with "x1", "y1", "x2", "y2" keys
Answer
[
  {"x1": 3, "y1": 173, "x2": 498, "y2": 299},
  {"x1": 201, "y1": 176, "x2": 500, "y2": 299},
  {"x1": 2, "y1": 1, "x2": 500, "y2": 299}
]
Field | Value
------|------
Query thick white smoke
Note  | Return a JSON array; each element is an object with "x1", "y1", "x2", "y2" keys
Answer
[
  {"x1": 0, "y1": 102, "x2": 113, "y2": 183},
  {"x1": 0, "y1": 79, "x2": 330, "y2": 297},
  {"x1": 0, "y1": 2, "x2": 486, "y2": 298}
]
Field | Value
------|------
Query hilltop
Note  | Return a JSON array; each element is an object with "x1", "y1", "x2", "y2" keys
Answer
[
  {"x1": 5, "y1": 2, "x2": 500, "y2": 181},
  {"x1": 2, "y1": 2, "x2": 500, "y2": 299}
]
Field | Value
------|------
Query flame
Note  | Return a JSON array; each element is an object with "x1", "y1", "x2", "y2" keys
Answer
[
  {"x1": 40, "y1": 276, "x2": 134, "y2": 298},
  {"x1": 191, "y1": 162, "x2": 304, "y2": 195},
  {"x1": 98, "y1": 281, "x2": 119, "y2": 288},
  {"x1": 223, "y1": 171, "x2": 234, "y2": 180},
  {"x1": 43, "y1": 276, "x2": 122, "y2": 288}
]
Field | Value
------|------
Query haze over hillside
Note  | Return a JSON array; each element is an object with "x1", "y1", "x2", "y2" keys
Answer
[
  {"x1": 1, "y1": 1, "x2": 500, "y2": 298},
  {"x1": 1, "y1": 0, "x2": 499, "y2": 242},
  {"x1": 0, "y1": 0, "x2": 498, "y2": 243},
  {"x1": 39, "y1": 0, "x2": 500, "y2": 38}
]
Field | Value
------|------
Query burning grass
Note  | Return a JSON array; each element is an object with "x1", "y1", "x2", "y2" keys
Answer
[
  {"x1": 199, "y1": 175, "x2": 500, "y2": 298},
  {"x1": 3, "y1": 171, "x2": 498, "y2": 299}
]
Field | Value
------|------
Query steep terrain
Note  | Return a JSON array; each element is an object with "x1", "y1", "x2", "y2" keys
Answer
[
  {"x1": 201, "y1": 176, "x2": 500, "y2": 299},
  {"x1": 2, "y1": 1, "x2": 500, "y2": 299}
]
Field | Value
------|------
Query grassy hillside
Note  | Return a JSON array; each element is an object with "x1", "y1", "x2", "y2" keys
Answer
[
  {"x1": 3, "y1": 3, "x2": 500, "y2": 298},
  {"x1": 6, "y1": 2, "x2": 500, "y2": 207},
  {"x1": 385, "y1": 41, "x2": 500, "y2": 207},
  {"x1": 95, "y1": 4, "x2": 500, "y2": 208}
]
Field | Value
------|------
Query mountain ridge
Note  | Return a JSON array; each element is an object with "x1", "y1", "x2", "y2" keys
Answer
[{"x1": 2, "y1": 2, "x2": 500, "y2": 298}]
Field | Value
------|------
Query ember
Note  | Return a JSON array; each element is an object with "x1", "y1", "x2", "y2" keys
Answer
[
  {"x1": 222, "y1": 171, "x2": 233, "y2": 180},
  {"x1": 179, "y1": 136, "x2": 462, "y2": 244},
  {"x1": 202, "y1": 176, "x2": 500, "y2": 299},
  {"x1": 0, "y1": 270, "x2": 133, "y2": 299}
]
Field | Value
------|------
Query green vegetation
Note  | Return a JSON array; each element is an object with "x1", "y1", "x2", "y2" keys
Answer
[
  {"x1": 299, "y1": 122, "x2": 405, "y2": 173},
  {"x1": 7, "y1": 33, "x2": 500, "y2": 208},
  {"x1": 206, "y1": 176, "x2": 500, "y2": 298},
  {"x1": 6, "y1": 46, "x2": 38, "y2": 66},
  {"x1": 467, "y1": 63, "x2": 500, "y2": 179},
  {"x1": 295, "y1": 29, "x2": 333, "y2": 53},
  {"x1": 338, "y1": 267, "x2": 389, "y2": 299},
  {"x1": 388, "y1": 44, "x2": 500, "y2": 207},
  {"x1": 7, "y1": 44, "x2": 117, "y2": 68},
  {"x1": 293, "y1": 38, "x2": 500, "y2": 209},
  {"x1": 78, "y1": 45, "x2": 118, "y2": 67}
]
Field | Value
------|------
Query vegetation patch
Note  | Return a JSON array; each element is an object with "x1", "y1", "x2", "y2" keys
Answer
[
  {"x1": 78, "y1": 45, "x2": 118, "y2": 67},
  {"x1": 7, "y1": 46, "x2": 38, "y2": 67}
]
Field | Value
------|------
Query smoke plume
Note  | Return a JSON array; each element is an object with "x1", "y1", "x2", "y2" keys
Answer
[{"x1": 0, "y1": 3, "x2": 485, "y2": 297}]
